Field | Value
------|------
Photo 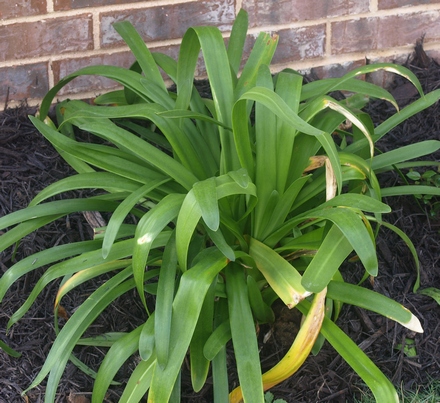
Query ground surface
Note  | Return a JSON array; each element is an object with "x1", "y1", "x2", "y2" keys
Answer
[{"x1": 0, "y1": 50, "x2": 439, "y2": 403}]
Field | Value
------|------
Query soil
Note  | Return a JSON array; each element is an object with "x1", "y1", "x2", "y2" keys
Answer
[{"x1": 0, "y1": 47, "x2": 439, "y2": 403}]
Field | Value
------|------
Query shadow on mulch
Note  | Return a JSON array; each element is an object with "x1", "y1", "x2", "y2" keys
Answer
[{"x1": 1, "y1": 47, "x2": 439, "y2": 403}]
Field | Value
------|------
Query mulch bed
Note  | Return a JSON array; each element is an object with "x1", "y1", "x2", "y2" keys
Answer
[{"x1": 1, "y1": 47, "x2": 439, "y2": 403}]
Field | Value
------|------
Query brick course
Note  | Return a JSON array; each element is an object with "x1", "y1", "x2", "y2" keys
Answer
[
  {"x1": 54, "y1": 0, "x2": 149, "y2": 11},
  {"x1": 272, "y1": 25, "x2": 327, "y2": 64},
  {"x1": 1, "y1": 0, "x2": 440, "y2": 109},
  {"x1": 332, "y1": 11, "x2": 440, "y2": 54},
  {"x1": 0, "y1": 16, "x2": 93, "y2": 62},
  {"x1": 0, "y1": 0, "x2": 47, "y2": 19},
  {"x1": 0, "y1": 63, "x2": 49, "y2": 103},
  {"x1": 378, "y1": 0, "x2": 440, "y2": 10},
  {"x1": 243, "y1": 0, "x2": 370, "y2": 26},
  {"x1": 100, "y1": 1, "x2": 235, "y2": 47}
]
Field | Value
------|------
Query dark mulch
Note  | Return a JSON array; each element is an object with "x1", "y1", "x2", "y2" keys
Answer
[{"x1": 1, "y1": 47, "x2": 439, "y2": 403}]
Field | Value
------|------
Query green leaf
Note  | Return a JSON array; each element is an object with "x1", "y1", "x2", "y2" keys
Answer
[
  {"x1": 302, "y1": 63, "x2": 423, "y2": 101},
  {"x1": 226, "y1": 264, "x2": 264, "y2": 403},
  {"x1": 67, "y1": 354, "x2": 121, "y2": 386},
  {"x1": 175, "y1": 190, "x2": 202, "y2": 272},
  {"x1": 0, "y1": 199, "x2": 119, "y2": 230},
  {"x1": 328, "y1": 281, "x2": 423, "y2": 332},
  {"x1": 203, "y1": 319, "x2": 232, "y2": 361},
  {"x1": 54, "y1": 260, "x2": 136, "y2": 308},
  {"x1": 381, "y1": 185, "x2": 440, "y2": 197},
  {"x1": 323, "y1": 96, "x2": 375, "y2": 158},
  {"x1": 235, "y1": 87, "x2": 343, "y2": 192},
  {"x1": 176, "y1": 172, "x2": 256, "y2": 271},
  {"x1": 92, "y1": 326, "x2": 143, "y2": 402},
  {"x1": 394, "y1": 338, "x2": 417, "y2": 357},
  {"x1": 274, "y1": 71, "x2": 303, "y2": 193},
  {"x1": 249, "y1": 237, "x2": 311, "y2": 308},
  {"x1": 180, "y1": 26, "x2": 237, "y2": 174},
  {"x1": 155, "y1": 233, "x2": 178, "y2": 368},
  {"x1": 0, "y1": 339, "x2": 21, "y2": 357},
  {"x1": 235, "y1": 31, "x2": 278, "y2": 99},
  {"x1": 304, "y1": 207, "x2": 378, "y2": 276},
  {"x1": 211, "y1": 299, "x2": 230, "y2": 401},
  {"x1": 301, "y1": 225, "x2": 353, "y2": 292},
  {"x1": 418, "y1": 287, "x2": 440, "y2": 305},
  {"x1": 318, "y1": 193, "x2": 390, "y2": 213},
  {"x1": 227, "y1": 9, "x2": 249, "y2": 76},
  {"x1": 344, "y1": 63, "x2": 423, "y2": 96},
  {"x1": 407, "y1": 171, "x2": 422, "y2": 181},
  {"x1": 23, "y1": 267, "x2": 135, "y2": 402},
  {"x1": 157, "y1": 109, "x2": 231, "y2": 129},
  {"x1": 193, "y1": 177, "x2": 219, "y2": 231},
  {"x1": 253, "y1": 65, "x2": 278, "y2": 239},
  {"x1": 133, "y1": 194, "x2": 184, "y2": 309},
  {"x1": 148, "y1": 248, "x2": 228, "y2": 403},
  {"x1": 247, "y1": 275, "x2": 275, "y2": 323},
  {"x1": 204, "y1": 225, "x2": 236, "y2": 262},
  {"x1": 29, "y1": 172, "x2": 142, "y2": 206},
  {"x1": 302, "y1": 77, "x2": 399, "y2": 110},
  {"x1": 7, "y1": 240, "x2": 133, "y2": 329},
  {"x1": 297, "y1": 299, "x2": 399, "y2": 403},
  {"x1": 59, "y1": 105, "x2": 204, "y2": 187},
  {"x1": 77, "y1": 332, "x2": 126, "y2": 347},
  {"x1": 371, "y1": 140, "x2": 440, "y2": 172},
  {"x1": 139, "y1": 313, "x2": 156, "y2": 361},
  {"x1": 37, "y1": 65, "x2": 149, "y2": 119},
  {"x1": 120, "y1": 355, "x2": 156, "y2": 403},
  {"x1": 112, "y1": 21, "x2": 167, "y2": 94},
  {"x1": 373, "y1": 219, "x2": 421, "y2": 292},
  {"x1": 346, "y1": 89, "x2": 440, "y2": 154},
  {"x1": 0, "y1": 214, "x2": 63, "y2": 251},
  {"x1": 190, "y1": 279, "x2": 217, "y2": 392},
  {"x1": 30, "y1": 116, "x2": 175, "y2": 188},
  {"x1": 260, "y1": 175, "x2": 310, "y2": 239},
  {"x1": 0, "y1": 240, "x2": 101, "y2": 303},
  {"x1": 103, "y1": 178, "x2": 169, "y2": 258},
  {"x1": 94, "y1": 89, "x2": 128, "y2": 105}
]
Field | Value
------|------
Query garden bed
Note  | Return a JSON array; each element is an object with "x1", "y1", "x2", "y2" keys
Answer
[{"x1": 0, "y1": 49, "x2": 439, "y2": 403}]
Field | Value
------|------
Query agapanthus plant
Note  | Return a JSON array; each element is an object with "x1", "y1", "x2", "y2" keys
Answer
[{"x1": 1, "y1": 9, "x2": 440, "y2": 403}]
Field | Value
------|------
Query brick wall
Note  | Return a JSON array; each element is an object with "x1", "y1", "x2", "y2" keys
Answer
[{"x1": 1, "y1": 0, "x2": 440, "y2": 110}]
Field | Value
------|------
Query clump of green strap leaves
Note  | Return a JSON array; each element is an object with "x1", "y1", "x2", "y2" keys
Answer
[{"x1": 1, "y1": 9, "x2": 440, "y2": 403}]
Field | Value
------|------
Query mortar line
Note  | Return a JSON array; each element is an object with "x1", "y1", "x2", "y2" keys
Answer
[
  {"x1": 48, "y1": 58, "x2": 55, "y2": 88},
  {"x1": 93, "y1": 12, "x2": 101, "y2": 50},
  {"x1": 236, "y1": 0, "x2": 243, "y2": 15},
  {"x1": 47, "y1": 0, "x2": 54, "y2": 13},
  {"x1": 325, "y1": 21, "x2": 332, "y2": 57}
]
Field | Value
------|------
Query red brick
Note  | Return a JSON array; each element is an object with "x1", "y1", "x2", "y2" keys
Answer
[
  {"x1": 0, "y1": 63, "x2": 49, "y2": 106},
  {"x1": 52, "y1": 45, "x2": 181, "y2": 96},
  {"x1": 331, "y1": 11, "x2": 440, "y2": 54},
  {"x1": 54, "y1": 0, "x2": 148, "y2": 11},
  {"x1": 272, "y1": 25, "x2": 326, "y2": 64},
  {"x1": 100, "y1": 1, "x2": 235, "y2": 48},
  {"x1": 378, "y1": 0, "x2": 440, "y2": 10},
  {"x1": 310, "y1": 59, "x2": 366, "y2": 80},
  {"x1": 243, "y1": 0, "x2": 369, "y2": 26},
  {"x1": 0, "y1": 16, "x2": 93, "y2": 62},
  {"x1": 52, "y1": 52, "x2": 135, "y2": 96},
  {"x1": 0, "y1": 0, "x2": 46, "y2": 20}
]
